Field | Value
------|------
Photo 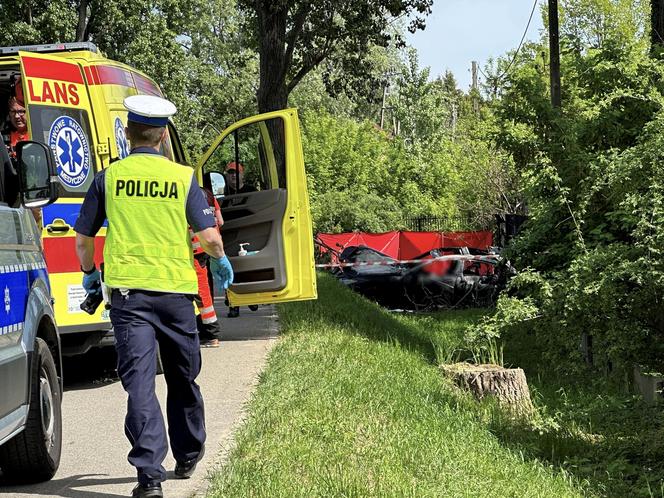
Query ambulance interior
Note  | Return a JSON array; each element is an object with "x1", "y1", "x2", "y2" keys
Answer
[
  {"x1": 0, "y1": 67, "x2": 22, "y2": 207},
  {"x1": 0, "y1": 67, "x2": 21, "y2": 126}
]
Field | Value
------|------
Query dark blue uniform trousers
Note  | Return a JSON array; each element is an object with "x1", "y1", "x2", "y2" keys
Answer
[{"x1": 110, "y1": 290, "x2": 205, "y2": 486}]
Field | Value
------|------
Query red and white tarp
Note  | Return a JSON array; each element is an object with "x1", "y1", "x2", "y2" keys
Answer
[{"x1": 316, "y1": 230, "x2": 493, "y2": 263}]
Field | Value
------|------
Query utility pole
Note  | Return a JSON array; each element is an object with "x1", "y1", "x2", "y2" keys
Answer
[
  {"x1": 471, "y1": 61, "x2": 478, "y2": 90},
  {"x1": 548, "y1": 0, "x2": 562, "y2": 108},
  {"x1": 471, "y1": 61, "x2": 479, "y2": 114},
  {"x1": 379, "y1": 82, "x2": 388, "y2": 129},
  {"x1": 379, "y1": 70, "x2": 399, "y2": 131},
  {"x1": 651, "y1": 0, "x2": 664, "y2": 55}
]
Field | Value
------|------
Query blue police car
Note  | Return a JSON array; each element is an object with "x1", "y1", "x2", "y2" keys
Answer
[{"x1": 0, "y1": 139, "x2": 62, "y2": 482}]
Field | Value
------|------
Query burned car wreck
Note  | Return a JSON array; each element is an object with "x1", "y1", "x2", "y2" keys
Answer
[{"x1": 327, "y1": 245, "x2": 515, "y2": 311}]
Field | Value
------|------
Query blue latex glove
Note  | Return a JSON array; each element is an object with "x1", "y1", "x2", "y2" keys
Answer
[
  {"x1": 211, "y1": 255, "x2": 234, "y2": 290},
  {"x1": 82, "y1": 268, "x2": 102, "y2": 295}
]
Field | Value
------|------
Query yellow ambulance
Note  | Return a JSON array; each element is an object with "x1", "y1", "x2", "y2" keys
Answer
[{"x1": 0, "y1": 42, "x2": 316, "y2": 356}]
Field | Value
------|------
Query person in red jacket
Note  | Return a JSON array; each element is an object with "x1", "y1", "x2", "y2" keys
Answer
[
  {"x1": 3, "y1": 80, "x2": 37, "y2": 223},
  {"x1": 6, "y1": 96, "x2": 28, "y2": 152},
  {"x1": 4, "y1": 75, "x2": 28, "y2": 159},
  {"x1": 190, "y1": 188, "x2": 224, "y2": 347}
]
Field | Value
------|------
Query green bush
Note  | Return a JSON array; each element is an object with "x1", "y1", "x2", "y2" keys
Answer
[{"x1": 487, "y1": 2, "x2": 664, "y2": 374}]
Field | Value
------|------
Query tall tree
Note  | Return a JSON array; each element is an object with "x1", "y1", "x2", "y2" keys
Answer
[
  {"x1": 0, "y1": 0, "x2": 78, "y2": 45},
  {"x1": 6, "y1": 0, "x2": 258, "y2": 157},
  {"x1": 240, "y1": 0, "x2": 432, "y2": 113},
  {"x1": 561, "y1": 0, "x2": 648, "y2": 51},
  {"x1": 652, "y1": 0, "x2": 664, "y2": 53}
]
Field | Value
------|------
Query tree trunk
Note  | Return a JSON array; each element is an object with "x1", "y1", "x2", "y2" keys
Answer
[
  {"x1": 440, "y1": 363, "x2": 533, "y2": 413},
  {"x1": 256, "y1": 1, "x2": 289, "y2": 113},
  {"x1": 652, "y1": 0, "x2": 664, "y2": 55}
]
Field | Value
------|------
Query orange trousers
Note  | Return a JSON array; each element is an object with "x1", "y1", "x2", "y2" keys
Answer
[{"x1": 194, "y1": 255, "x2": 221, "y2": 341}]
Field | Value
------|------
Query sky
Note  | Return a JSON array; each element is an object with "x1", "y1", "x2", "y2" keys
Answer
[{"x1": 406, "y1": 0, "x2": 545, "y2": 89}]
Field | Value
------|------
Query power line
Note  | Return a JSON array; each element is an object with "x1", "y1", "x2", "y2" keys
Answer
[
  {"x1": 481, "y1": 0, "x2": 539, "y2": 84},
  {"x1": 387, "y1": 11, "x2": 409, "y2": 27},
  {"x1": 653, "y1": 24, "x2": 664, "y2": 45}
]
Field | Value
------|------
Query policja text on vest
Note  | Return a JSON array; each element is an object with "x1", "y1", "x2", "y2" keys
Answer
[{"x1": 115, "y1": 179, "x2": 179, "y2": 198}]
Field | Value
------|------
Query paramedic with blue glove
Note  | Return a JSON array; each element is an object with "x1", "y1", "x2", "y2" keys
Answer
[
  {"x1": 211, "y1": 255, "x2": 233, "y2": 290},
  {"x1": 74, "y1": 95, "x2": 233, "y2": 498}
]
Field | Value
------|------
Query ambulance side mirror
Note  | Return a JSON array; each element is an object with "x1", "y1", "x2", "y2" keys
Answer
[
  {"x1": 209, "y1": 171, "x2": 226, "y2": 200},
  {"x1": 16, "y1": 141, "x2": 59, "y2": 208}
]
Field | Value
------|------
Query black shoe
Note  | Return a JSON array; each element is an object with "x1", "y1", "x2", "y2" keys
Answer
[
  {"x1": 132, "y1": 483, "x2": 163, "y2": 498},
  {"x1": 249, "y1": 304, "x2": 259, "y2": 311},
  {"x1": 228, "y1": 306, "x2": 240, "y2": 318},
  {"x1": 174, "y1": 445, "x2": 205, "y2": 479}
]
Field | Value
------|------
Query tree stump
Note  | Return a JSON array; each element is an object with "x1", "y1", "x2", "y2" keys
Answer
[{"x1": 440, "y1": 363, "x2": 533, "y2": 413}]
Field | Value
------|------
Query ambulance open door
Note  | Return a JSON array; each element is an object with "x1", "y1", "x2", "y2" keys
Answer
[{"x1": 196, "y1": 109, "x2": 317, "y2": 305}]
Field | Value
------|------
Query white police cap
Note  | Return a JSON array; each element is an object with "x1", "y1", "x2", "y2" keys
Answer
[{"x1": 124, "y1": 95, "x2": 176, "y2": 127}]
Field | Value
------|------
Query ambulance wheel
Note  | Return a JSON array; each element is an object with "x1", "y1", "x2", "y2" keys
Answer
[{"x1": 0, "y1": 338, "x2": 62, "y2": 483}]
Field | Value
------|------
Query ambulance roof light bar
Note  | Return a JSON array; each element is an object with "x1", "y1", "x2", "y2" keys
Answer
[{"x1": 0, "y1": 42, "x2": 98, "y2": 56}]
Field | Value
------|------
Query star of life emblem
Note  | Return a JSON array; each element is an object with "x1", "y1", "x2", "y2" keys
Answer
[
  {"x1": 49, "y1": 116, "x2": 91, "y2": 188},
  {"x1": 4, "y1": 286, "x2": 10, "y2": 314}
]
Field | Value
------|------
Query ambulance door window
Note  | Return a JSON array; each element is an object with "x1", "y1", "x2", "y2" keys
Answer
[
  {"x1": 27, "y1": 106, "x2": 97, "y2": 197},
  {"x1": 203, "y1": 133, "x2": 234, "y2": 178},
  {"x1": 202, "y1": 117, "x2": 285, "y2": 192}
]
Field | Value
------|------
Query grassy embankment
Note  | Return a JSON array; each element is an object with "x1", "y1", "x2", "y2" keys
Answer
[
  {"x1": 498, "y1": 327, "x2": 664, "y2": 498},
  {"x1": 206, "y1": 274, "x2": 586, "y2": 497}
]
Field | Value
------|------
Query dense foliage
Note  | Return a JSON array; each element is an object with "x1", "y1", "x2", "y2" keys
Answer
[
  {"x1": 0, "y1": 1, "x2": 509, "y2": 233},
  {"x1": 0, "y1": 0, "x2": 258, "y2": 156},
  {"x1": 297, "y1": 50, "x2": 515, "y2": 233},
  {"x1": 478, "y1": 0, "x2": 664, "y2": 373},
  {"x1": 3, "y1": 0, "x2": 659, "y2": 372},
  {"x1": 238, "y1": 0, "x2": 432, "y2": 113}
]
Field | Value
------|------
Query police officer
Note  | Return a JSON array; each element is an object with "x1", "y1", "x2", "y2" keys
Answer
[
  {"x1": 74, "y1": 95, "x2": 234, "y2": 498},
  {"x1": 190, "y1": 187, "x2": 223, "y2": 347}
]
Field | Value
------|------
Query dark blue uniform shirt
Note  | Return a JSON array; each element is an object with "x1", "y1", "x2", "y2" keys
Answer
[{"x1": 74, "y1": 147, "x2": 215, "y2": 237}]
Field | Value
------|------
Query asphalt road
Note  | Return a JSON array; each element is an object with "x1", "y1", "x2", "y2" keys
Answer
[{"x1": 1, "y1": 303, "x2": 278, "y2": 498}]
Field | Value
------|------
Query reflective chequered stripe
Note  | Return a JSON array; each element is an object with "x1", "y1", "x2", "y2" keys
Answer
[
  {"x1": 0, "y1": 262, "x2": 47, "y2": 274},
  {"x1": 0, "y1": 322, "x2": 24, "y2": 336}
]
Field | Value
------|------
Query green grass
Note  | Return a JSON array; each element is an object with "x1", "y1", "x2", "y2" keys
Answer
[
  {"x1": 404, "y1": 305, "x2": 664, "y2": 497},
  {"x1": 491, "y1": 326, "x2": 664, "y2": 498},
  {"x1": 206, "y1": 274, "x2": 584, "y2": 497}
]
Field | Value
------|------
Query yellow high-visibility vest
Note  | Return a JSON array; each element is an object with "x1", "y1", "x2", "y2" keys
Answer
[{"x1": 103, "y1": 153, "x2": 198, "y2": 294}]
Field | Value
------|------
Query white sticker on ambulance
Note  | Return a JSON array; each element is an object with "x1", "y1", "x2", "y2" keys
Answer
[{"x1": 67, "y1": 285, "x2": 87, "y2": 314}]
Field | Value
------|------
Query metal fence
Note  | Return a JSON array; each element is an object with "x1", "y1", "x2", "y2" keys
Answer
[{"x1": 404, "y1": 215, "x2": 492, "y2": 232}]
